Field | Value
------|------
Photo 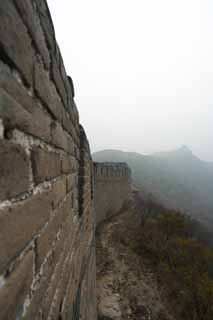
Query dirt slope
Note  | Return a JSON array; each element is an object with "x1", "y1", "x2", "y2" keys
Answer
[{"x1": 96, "y1": 193, "x2": 174, "y2": 320}]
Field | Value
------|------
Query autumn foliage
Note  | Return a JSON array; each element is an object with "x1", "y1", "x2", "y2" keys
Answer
[{"x1": 133, "y1": 197, "x2": 213, "y2": 320}]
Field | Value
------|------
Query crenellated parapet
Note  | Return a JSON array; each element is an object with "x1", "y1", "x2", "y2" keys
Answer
[{"x1": 94, "y1": 162, "x2": 131, "y2": 180}]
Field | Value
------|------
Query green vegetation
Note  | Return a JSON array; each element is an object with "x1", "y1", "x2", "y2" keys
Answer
[{"x1": 133, "y1": 198, "x2": 213, "y2": 320}]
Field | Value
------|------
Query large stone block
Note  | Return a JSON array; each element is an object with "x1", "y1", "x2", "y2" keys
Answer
[
  {"x1": 67, "y1": 173, "x2": 77, "y2": 193},
  {"x1": 35, "y1": 195, "x2": 72, "y2": 271},
  {"x1": 0, "y1": 61, "x2": 33, "y2": 113},
  {"x1": 61, "y1": 155, "x2": 78, "y2": 174},
  {"x1": 36, "y1": 221, "x2": 75, "y2": 320},
  {"x1": 0, "y1": 250, "x2": 33, "y2": 320},
  {"x1": 13, "y1": 0, "x2": 50, "y2": 69},
  {"x1": 34, "y1": 62, "x2": 63, "y2": 122},
  {"x1": 35, "y1": 0, "x2": 56, "y2": 54},
  {"x1": 51, "y1": 56, "x2": 67, "y2": 108},
  {"x1": 0, "y1": 141, "x2": 29, "y2": 201},
  {"x1": 31, "y1": 147, "x2": 61, "y2": 185},
  {"x1": 0, "y1": 1, "x2": 34, "y2": 84},
  {"x1": 51, "y1": 176, "x2": 67, "y2": 209},
  {"x1": 0, "y1": 187, "x2": 54, "y2": 274},
  {"x1": 0, "y1": 87, "x2": 52, "y2": 143},
  {"x1": 51, "y1": 122, "x2": 70, "y2": 153},
  {"x1": 24, "y1": 216, "x2": 73, "y2": 320},
  {"x1": 61, "y1": 106, "x2": 75, "y2": 136}
]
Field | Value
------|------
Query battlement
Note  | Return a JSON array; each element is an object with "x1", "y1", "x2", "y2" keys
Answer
[{"x1": 94, "y1": 162, "x2": 131, "y2": 179}]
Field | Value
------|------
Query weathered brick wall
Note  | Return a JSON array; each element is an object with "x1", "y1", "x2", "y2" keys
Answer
[
  {"x1": 0, "y1": 1, "x2": 96, "y2": 319},
  {"x1": 94, "y1": 163, "x2": 131, "y2": 225}
]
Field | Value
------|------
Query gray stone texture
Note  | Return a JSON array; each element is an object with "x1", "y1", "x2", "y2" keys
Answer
[
  {"x1": 0, "y1": 0, "x2": 96, "y2": 319},
  {"x1": 0, "y1": 1, "x2": 132, "y2": 319},
  {"x1": 94, "y1": 163, "x2": 131, "y2": 225},
  {"x1": 0, "y1": 141, "x2": 29, "y2": 201}
]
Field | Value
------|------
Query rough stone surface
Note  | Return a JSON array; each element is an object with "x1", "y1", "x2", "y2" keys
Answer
[
  {"x1": 0, "y1": 1, "x2": 34, "y2": 85},
  {"x1": 51, "y1": 56, "x2": 68, "y2": 107},
  {"x1": 35, "y1": 0, "x2": 56, "y2": 54},
  {"x1": 94, "y1": 162, "x2": 131, "y2": 225},
  {"x1": 35, "y1": 195, "x2": 72, "y2": 270},
  {"x1": 99, "y1": 295, "x2": 122, "y2": 319},
  {"x1": 31, "y1": 147, "x2": 61, "y2": 184},
  {"x1": 0, "y1": 1, "x2": 132, "y2": 319},
  {"x1": 0, "y1": 188, "x2": 53, "y2": 274},
  {"x1": 13, "y1": 0, "x2": 51, "y2": 69},
  {"x1": 0, "y1": 250, "x2": 33, "y2": 320},
  {"x1": 0, "y1": 87, "x2": 52, "y2": 143},
  {"x1": 34, "y1": 61, "x2": 63, "y2": 122},
  {"x1": 0, "y1": 141, "x2": 29, "y2": 201},
  {"x1": 0, "y1": 1, "x2": 97, "y2": 318}
]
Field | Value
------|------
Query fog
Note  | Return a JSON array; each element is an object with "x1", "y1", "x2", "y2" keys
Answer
[{"x1": 47, "y1": 0, "x2": 213, "y2": 161}]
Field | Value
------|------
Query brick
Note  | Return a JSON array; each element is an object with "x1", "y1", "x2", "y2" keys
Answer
[
  {"x1": 61, "y1": 272, "x2": 75, "y2": 319},
  {"x1": 0, "y1": 61, "x2": 33, "y2": 113},
  {"x1": 72, "y1": 100, "x2": 79, "y2": 124},
  {"x1": 36, "y1": 0, "x2": 56, "y2": 54},
  {"x1": 52, "y1": 176, "x2": 67, "y2": 209},
  {"x1": 31, "y1": 147, "x2": 61, "y2": 184},
  {"x1": 61, "y1": 107, "x2": 74, "y2": 135},
  {"x1": 0, "y1": 250, "x2": 33, "y2": 320},
  {"x1": 13, "y1": 0, "x2": 50, "y2": 69},
  {"x1": 60, "y1": 54, "x2": 71, "y2": 98},
  {"x1": 67, "y1": 174, "x2": 77, "y2": 193},
  {"x1": 23, "y1": 257, "x2": 55, "y2": 320},
  {"x1": 24, "y1": 216, "x2": 72, "y2": 320},
  {"x1": 66, "y1": 99, "x2": 75, "y2": 120},
  {"x1": 61, "y1": 156, "x2": 72, "y2": 174},
  {"x1": 61, "y1": 155, "x2": 77, "y2": 174},
  {"x1": 36, "y1": 195, "x2": 72, "y2": 270},
  {"x1": 61, "y1": 108, "x2": 80, "y2": 151},
  {"x1": 51, "y1": 56, "x2": 67, "y2": 108},
  {"x1": 0, "y1": 1, "x2": 34, "y2": 84},
  {"x1": 0, "y1": 87, "x2": 51, "y2": 143},
  {"x1": 37, "y1": 223, "x2": 75, "y2": 320},
  {"x1": 55, "y1": 43, "x2": 62, "y2": 66},
  {"x1": 62, "y1": 252, "x2": 83, "y2": 319},
  {"x1": 53, "y1": 215, "x2": 73, "y2": 265},
  {"x1": 34, "y1": 62, "x2": 63, "y2": 122},
  {"x1": 64, "y1": 113, "x2": 80, "y2": 149},
  {"x1": 51, "y1": 122, "x2": 69, "y2": 152},
  {"x1": 48, "y1": 245, "x2": 81, "y2": 320},
  {"x1": 67, "y1": 135, "x2": 75, "y2": 156},
  {"x1": 0, "y1": 141, "x2": 29, "y2": 201},
  {"x1": 54, "y1": 243, "x2": 78, "y2": 312},
  {"x1": 0, "y1": 188, "x2": 54, "y2": 274}
]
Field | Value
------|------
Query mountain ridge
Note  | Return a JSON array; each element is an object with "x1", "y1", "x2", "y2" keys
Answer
[{"x1": 93, "y1": 147, "x2": 213, "y2": 228}]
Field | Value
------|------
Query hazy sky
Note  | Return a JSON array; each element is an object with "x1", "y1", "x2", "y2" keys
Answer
[{"x1": 47, "y1": 0, "x2": 213, "y2": 161}]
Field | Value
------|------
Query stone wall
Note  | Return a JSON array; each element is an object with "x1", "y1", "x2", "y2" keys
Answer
[
  {"x1": 94, "y1": 163, "x2": 131, "y2": 225},
  {"x1": 0, "y1": 1, "x2": 96, "y2": 319}
]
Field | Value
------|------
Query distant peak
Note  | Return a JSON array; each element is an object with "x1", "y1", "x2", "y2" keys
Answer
[
  {"x1": 179, "y1": 145, "x2": 193, "y2": 154},
  {"x1": 180, "y1": 145, "x2": 190, "y2": 151},
  {"x1": 152, "y1": 145, "x2": 194, "y2": 159}
]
